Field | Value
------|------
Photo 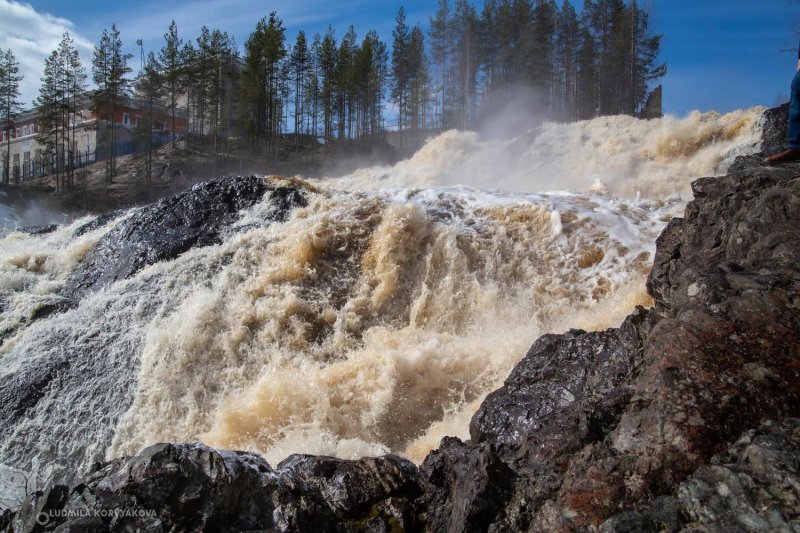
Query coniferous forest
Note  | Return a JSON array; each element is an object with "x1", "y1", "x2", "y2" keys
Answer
[{"x1": 0, "y1": 0, "x2": 666, "y2": 182}]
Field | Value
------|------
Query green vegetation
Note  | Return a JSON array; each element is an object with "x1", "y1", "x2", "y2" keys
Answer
[
  {"x1": 0, "y1": 48, "x2": 23, "y2": 184},
  {"x1": 3, "y1": 0, "x2": 665, "y2": 189}
]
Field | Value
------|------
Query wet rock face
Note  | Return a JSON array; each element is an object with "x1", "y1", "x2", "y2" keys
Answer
[
  {"x1": 10, "y1": 443, "x2": 421, "y2": 532},
  {"x1": 601, "y1": 418, "x2": 800, "y2": 532},
  {"x1": 9, "y1": 446, "x2": 421, "y2": 532},
  {"x1": 729, "y1": 103, "x2": 789, "y2": 171},
  {"x1": 62, "y1": 176, "x2": 307, "y2": 301},
  {"x1": 420, "y1": 166, "x2": 800, "y2": 531},
  {"x1": 469, "y1": 307, "x2": 653, "y2": 454},
  {"x1": 760, "y1": 103, "x2": 791, "y2": 156},
  {"x1": 18, "y1": 225, "x2": 59, "y2": 236}
]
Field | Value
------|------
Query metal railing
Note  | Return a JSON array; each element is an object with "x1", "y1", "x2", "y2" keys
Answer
[{"x1": 0, "y1": 133, "x2": 182, "y2": 184}]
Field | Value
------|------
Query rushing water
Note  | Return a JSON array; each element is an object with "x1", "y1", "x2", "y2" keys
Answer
[{"x1": 0, "y1": 108, "x2": 764, "y2": 503}]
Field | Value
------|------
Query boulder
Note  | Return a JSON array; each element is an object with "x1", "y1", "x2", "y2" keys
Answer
[
  {"x1": 9, "y1": 443, "x2": 421, "y2": 532},
  {"x1": 62, "y1": 176, "x2": 307, "y2": 302},
  {"x1": 729, "y1": 104, "x2": 790, "y2": 171},
  {"x1": 420, "y1": 166, "x2": 800, "y2": 531},
  {"x1": 601, "y1": 418, "x2": 800, "y2": 532}
]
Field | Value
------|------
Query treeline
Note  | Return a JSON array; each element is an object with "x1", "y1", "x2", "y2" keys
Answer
[
  {"x1": 135, "y1": 13, "x2": 390, "y2": 160},
  {"x1": 131, "y1": 0, "x2": 667, "y2": 154},
  {"x1": 421, "y1": 0, "x2": 666, "y2": 129},
  {"x1": 235, "y1": 14, "x2": 388, "y2": 157},
  {"x1": 33, "y1": 28, "x2": 131, "y2": 187},
  {"x1": 1, "y1": 0, "x2": 665, "y2": 184}
]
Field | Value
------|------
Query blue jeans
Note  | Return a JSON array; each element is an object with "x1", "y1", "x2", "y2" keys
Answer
[{"x1": 790, "y1": 69, "x2": 800, "y2": 149}]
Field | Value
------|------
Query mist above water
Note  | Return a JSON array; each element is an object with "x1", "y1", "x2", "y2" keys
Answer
[{"x1": 329, "y1": 107, "x2": 764, "y2": 199}]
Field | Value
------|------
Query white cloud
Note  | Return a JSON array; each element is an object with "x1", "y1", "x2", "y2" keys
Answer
[
  {"x1": 0, "y1": 0, "x2": 94, "y2": 108},
  {"x1": 105, "y1": 0, "x2": 378, "y2": 57}
]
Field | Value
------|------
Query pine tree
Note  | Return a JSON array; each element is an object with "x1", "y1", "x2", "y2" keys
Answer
[
  {"x1": 478, "y1": 0, "x2": 499, "y2": 92},
  {"x1": 529, "y1": 0, "x2": 558, "y2": 117},
  {"x1": 508, "y1": 0, "x2": 533, "y2": 82},
  {"x1": 391, "y1": 7, "x2": 410, "y2": 142},
  {"x1": 290, "y1": 31, "x2": 310, "y2": 154},
  {"x1": 194, "y1": 26, "x2": 213, "y2": 141},
  {"x1": 356, "y1": 29, "x2": 387, "y2": 139},
  {"x1": 239, "y1": 13, "x2": 287, "y2": 158},
  {"x1": 306, "y1": 33, "x2": 322, "y2": 156},
  {"x1": 576, "y1": 25, "x2": 597, "y2": 119},
  {"x1": 628, "y1": 0, "x2": 666, "y2": 113},
  {"x1": 240, "y1": 22, "x2": 266, "y2": 153},
  {"x1": 158, "y1": 21, "x2": 183, "y2": 147},
  {"x1": 180, "y1": 41, "x2": 197, "y2": 146},
  {"x1": 220, "y1": 36, "x2": 239, "y2": 156},
  {"x1": 317, "y1": 27, "x2": 337, "y2": 149},
  {"x1": 0, "y1": 49, "x2": 23, "y2": 184},
  {"x1": 429, "y1": 0, "x2": 450, "y2": 128},
  {"x1": 585, "y1": 0, "x2": 625, "y2": 114},
  {"x1": 33, "y1": 33, "x2": 85, "y2": 190},
  {"x1": 263, "y1": 13, "x2": 287, "y2": 158},
  {"x1": 556, "y1": 0, "x2": 580, "y2": 120},
  {"x1": 35, "y1": 51, "x2": 60, "y2": 185},
  {"x1": 92, "y1": 24, "x2": 132, "y2": 182},
  {"x1": 370, "y1": 32, "x2": 388, "y2": 136},
  {"x1": 207, "y1": 29, "x2": 237, "y2": 153},
  {"x1": 407, "y1": 27, "x2": 430, "y2": 130},
  {"x1": 135, "y1": 52, "x2": 164, "y2": 183},
  {"x1": 58, "y1": 32, "x2": 87, "y2": 189},
  {"x1": 452, "y1": 0, "x2": 479, "y2": 129},
  {"x1": 336, "y1": 26, "x2": 357, "y2": 141}
]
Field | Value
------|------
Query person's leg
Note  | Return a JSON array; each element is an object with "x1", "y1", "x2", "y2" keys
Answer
[{"x1": 788, "y1": 69, "x2": 800, "y2": 149}]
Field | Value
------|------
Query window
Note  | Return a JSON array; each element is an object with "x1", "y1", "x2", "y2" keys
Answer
[{"x1": 122, "y1": 112, "x2": 130, "y2": 125}]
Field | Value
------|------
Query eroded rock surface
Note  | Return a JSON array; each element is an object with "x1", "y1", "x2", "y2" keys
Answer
[
  {"x1": 10, "y1": 443, "x2": 420, "y2": 532},
  {"x1": 729, "y1": 103, "x2": 789, "y2": 171},
  {"x1": 601, "y1": 418, "x2": 800, "y2": 532},
  {"x1": 62, "y1": 176, "x2": 307, "y2": 301}
]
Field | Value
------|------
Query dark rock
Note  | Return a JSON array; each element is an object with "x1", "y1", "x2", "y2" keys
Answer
[
  {"x1": 601, "y1": 418, "x2": 800, "y2": 532},
  {"x1": 421, "y1": 167, "x2": 800, "y2": 531},
  {"x1": 470, "y1": 307, "x2": 653, "y2": 454},
  {"x1": 729, "y1": 104, "x2": 789, "y2": 171},
  {"x1": 758, "y1": 103, "x2": 790, "y2": 158},
  {"x1": 18, "y1": 224, "x2": 59, "y2": 236},
  {"x1": 419, "y1": 438, "x2": 515, "y2": 532},
  {"x1": 61, "y1": 176, "x2": 307, "y2": 302},
  {"x1": 70, "y1": 210, "x2": 126, "y2": 238},
  {"x1": 7, "y1": 443, "x2": 421, "y2": 532}
]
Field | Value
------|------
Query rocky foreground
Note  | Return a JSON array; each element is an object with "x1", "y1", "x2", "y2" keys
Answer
[{"x1": 3, "y1": 137, "x2": 800, "y2": 530}]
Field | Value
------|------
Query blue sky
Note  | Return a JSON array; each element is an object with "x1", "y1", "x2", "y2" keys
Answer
[{"x1": 1, "y1": 0, "x2": 798, "y2": 116}]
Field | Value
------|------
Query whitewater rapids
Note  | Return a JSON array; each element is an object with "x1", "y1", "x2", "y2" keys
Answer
[{"x1": 0, "y1": 108, "x2": 764, "y2": 493}]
